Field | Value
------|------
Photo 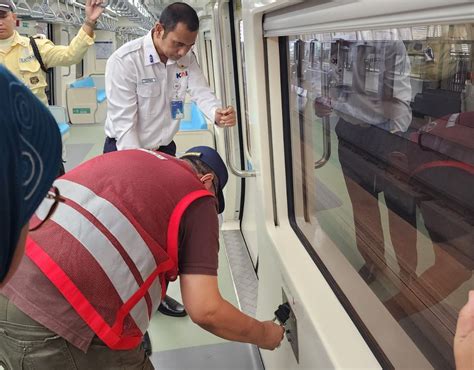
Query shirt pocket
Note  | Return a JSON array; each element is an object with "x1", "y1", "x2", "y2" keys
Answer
[
  {"x1": 19, "y1": 60, "x2": 47, "y2": 92},
  {"x1": 137, "y1": 83, "x2": 161, "y2": 117}
]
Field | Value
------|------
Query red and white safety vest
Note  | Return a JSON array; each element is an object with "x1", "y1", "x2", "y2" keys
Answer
[{"x1": 25, "y1": 149, "x2": 213, "y2": 350}]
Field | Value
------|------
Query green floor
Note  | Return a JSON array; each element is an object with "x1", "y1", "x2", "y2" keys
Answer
[{"x1": 148, "y1": 240, "x2": 239, "y2": 351}]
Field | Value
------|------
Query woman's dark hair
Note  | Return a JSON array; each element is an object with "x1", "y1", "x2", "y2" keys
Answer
[{"x1": 159, "y1": 2, "x2": 199, "y2": 35}]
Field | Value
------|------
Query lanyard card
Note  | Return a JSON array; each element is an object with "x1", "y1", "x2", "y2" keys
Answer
[{"x1": 170, "y1": 100, "x2": 184, "y2": 120}]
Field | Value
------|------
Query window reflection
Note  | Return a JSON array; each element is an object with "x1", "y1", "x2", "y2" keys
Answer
[{"x1": 288, "y1": 25, "x2": 473, "y2": 369}]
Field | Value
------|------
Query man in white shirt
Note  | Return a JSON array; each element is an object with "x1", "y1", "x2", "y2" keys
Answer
[
  {"x1": 104, "y1": 2, "x2": 236, "y2": 318},
  {"x1": 104, "y1": 2, "x2": 235, "y2": 155}
]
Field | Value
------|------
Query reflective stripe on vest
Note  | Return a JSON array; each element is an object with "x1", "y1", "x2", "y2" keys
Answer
[
  {"x1": 26, "y1": 179, "x2": 214, "y2": 350},
  {"x1": 56, "y1": 179, "x2": 157, "y2": 285},
  {"x1": 48, "y1": 189, "x2": 151, "y2": 333}
]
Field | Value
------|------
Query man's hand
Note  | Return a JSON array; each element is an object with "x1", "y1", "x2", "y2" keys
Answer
[
  {"x1": 215, "y1": 106, "x2": 236, "y2": 127},
  {"x1": 258, "y1": 321, "x2": 285, "y2": 350},
  {"x1": 454, "y1": 291, "x2": 474, "y2": 370},
  {"x1": 85, "y1": 0, "x2": 105, "y2": 23}
]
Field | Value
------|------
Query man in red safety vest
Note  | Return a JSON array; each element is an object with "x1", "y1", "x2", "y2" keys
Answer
[{"x1": 0, "y1": 146, "x2": 284, "y2": 369}]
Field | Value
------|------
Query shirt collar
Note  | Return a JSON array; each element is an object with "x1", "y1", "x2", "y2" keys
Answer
[
  {"x1": 143, "y1": 30, "x2": 160, "y2": 66},
  {"x1": 11, "y1": 31, "x2": 28, "y2": 47}
]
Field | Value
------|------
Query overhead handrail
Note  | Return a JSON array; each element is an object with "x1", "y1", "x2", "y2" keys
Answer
[
  {"x1": 14, "y1": 0, "x2": 32, "y2": 17},
  {"x1": 53, "y1": 0, "x2": 69, "y2": 23},
  {"x1": 62, "y1": 0, "x2": 75, "y2": 25},
  {"x1": 30, "y1": 0, "x2": 45, "y2": 18},
  {"x1": 41, "y1": 0, "x2": 56, "y2": 22},
  {"x1": 213, "y1": 0, "x2": 255, "y2": 178},
  {"x1": 77, "y1": 3, "x2": 86, "y2": 23},
  {"x1": 69, "y1": 1, "x2": 82, "y2": 26}
]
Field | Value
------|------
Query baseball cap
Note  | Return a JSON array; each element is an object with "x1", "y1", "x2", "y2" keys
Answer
[
  {"x1": 0, "y1": 65, "x2": 62, "y2": 282},
  {"x1": 181, "y1": 146, "x2": 228, "y2": 213},
  {"x1": 0, "y1": 0, "x2": 15, "y2": 11}
]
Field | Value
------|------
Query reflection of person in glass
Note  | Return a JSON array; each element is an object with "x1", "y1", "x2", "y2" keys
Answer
[
  {"x1": 384, "y1": 111, "x2": 474, "y2": 321},
  {"x1": 314, "y1": 35, "x2": 417, "y2": 284}
]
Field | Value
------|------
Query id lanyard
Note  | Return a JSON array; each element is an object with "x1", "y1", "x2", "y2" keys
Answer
[{"x1": 170, "y1": 68, "x2": 188, "y2": 120}]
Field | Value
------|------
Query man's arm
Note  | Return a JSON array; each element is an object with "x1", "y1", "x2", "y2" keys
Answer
[
  {"x1": 186, "y1": 53, "x2": 236, "y2": 127},
  {"x1": 180, "y1": 274, "x2": 284, "y2": 350},
  {"x1": 104, "y1": 55, "x2": 140, "y2": 149},
  {"x1": 39, "y1": 0, "x2": 104, "y2": 68}
]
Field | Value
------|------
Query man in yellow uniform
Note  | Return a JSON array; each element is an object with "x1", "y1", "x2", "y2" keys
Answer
[{"x1": 0, "y1": 0, "x2": 105, "y2": 105}]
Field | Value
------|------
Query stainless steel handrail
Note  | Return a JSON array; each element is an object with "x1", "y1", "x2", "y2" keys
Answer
[
  {"x1": 14, "y1": 0, "x2": 32, "y2": 17},
  {"x1": 314, "y1": 65, "x2": 331, "y2": 169},
  {"x1": 30, "y1": 0, "x2": 44, "y2": 19},
  {"x1": 314, "y1": 117, "x2": 331, "y2": 168},
  {"x1": 213, "y1": 0, "x2": 255, "y2": 178},
  {"x1": 40, "y1": 0, "x2": 56, "y2": 22}
]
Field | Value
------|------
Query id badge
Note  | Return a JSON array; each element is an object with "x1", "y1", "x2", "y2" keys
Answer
[{"x1": 170, "y1": 100, "x2": 184, "y2": 119}]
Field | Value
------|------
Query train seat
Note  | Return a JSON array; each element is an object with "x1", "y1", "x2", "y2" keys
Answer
[
  {"x1": 175, "y1": 102, "x2": 214, "y2": 153},
  {"x1": 179, "y1": 102, "x2": 208, "y2": 131},
  {"x1": 66, "y1": 74, "x2": 107, "y2": 125},
  {"x1": 48, "y1": 105, "x2": 70, "y2": 162}
]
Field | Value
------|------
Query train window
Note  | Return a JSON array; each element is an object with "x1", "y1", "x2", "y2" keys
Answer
[{"x1": 285, "y1": 24, "x2": 473, "y2": 369}]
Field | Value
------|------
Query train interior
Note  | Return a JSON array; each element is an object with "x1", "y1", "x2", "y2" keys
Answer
[{"x1": 4, "y1": 0, "x2": 474, "y2": 369}]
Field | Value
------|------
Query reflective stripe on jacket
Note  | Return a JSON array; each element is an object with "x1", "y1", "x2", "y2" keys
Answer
[{"x1": 0, "y1": 29, "x2": 94, "y2": 104}]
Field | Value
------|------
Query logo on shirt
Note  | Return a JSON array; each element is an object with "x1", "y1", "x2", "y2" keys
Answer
[
  {"x1": 175, "y1": 71, "x2": 188, "y2": 79},
  {"x1": 149, "y1": 54, "x2": 154, "y2": 63},
  {"x1": 29, "y1": 76, "x2": 39, "y2": 85}
]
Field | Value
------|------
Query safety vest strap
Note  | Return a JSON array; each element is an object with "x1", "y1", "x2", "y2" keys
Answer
[
  {"x1": 166, "y1": 189, "x2": 214, "y2": 282},
  {"x1": 26, "y1": 237, "x2": 174, "y2": 350}
]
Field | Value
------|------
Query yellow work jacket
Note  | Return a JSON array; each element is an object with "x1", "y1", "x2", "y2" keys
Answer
[{"x1": 0, "y1": 28, "x2": 94, "y2": 104}]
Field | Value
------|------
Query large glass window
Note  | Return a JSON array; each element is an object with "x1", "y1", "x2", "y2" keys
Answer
[{"x1": 286, "y1": 24, "x2": 473, "y2": 369}]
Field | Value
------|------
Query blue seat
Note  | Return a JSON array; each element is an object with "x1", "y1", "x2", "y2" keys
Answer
[
  {"x1": 96, "y1": 89, "x2": 106, "y2": 103},
  {"x1": 70, "y1": 76, "x2": 94, "y2": 88},
  {"x1": 69, "y1": 76, "x2": 106, "y2": 104},
  {"x1": 57, "y1": 122, "x2": 70, "y2": 136},
  {"x1": 179, "y1": 102, "x2": 207, "y2": 131}
]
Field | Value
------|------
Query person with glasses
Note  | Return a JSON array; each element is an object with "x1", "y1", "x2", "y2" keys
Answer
[
  {"x1": 0, "y1": 0, "x2": 105, "y2": 105},
  {"x1": 104, "y1": 2, "x2": 236, "y2": 317},
  {"x1": 0, "y1": 145, "x2": 284, "y2": 369},
  {"x1": 0, "y1": 64, "x2": 62, "y2": 282}
]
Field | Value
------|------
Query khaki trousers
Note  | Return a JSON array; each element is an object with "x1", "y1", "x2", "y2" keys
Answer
[{"x1": 0, "y1": 294, "x2": 154, "y2": 370}]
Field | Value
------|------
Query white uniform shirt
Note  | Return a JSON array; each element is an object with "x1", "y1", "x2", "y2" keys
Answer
[{"x1": 104, "y1": 31, "x2": 221, "y2": 150}]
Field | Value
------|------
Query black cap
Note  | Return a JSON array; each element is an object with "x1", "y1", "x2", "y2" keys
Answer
[{"x1": 181, "y1": 146, "x2": 228, "y2": 213}]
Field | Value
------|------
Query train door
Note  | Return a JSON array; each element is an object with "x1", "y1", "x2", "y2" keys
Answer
[
  {"x1": 242, "y1": 0, "x2": 473, "y2": 369},
  {"x1": 233, "y1": 3, "x2": 260, "y2": 266},
  {"x1": 210, "y1": 1, "x2": 249, "y2": 226}
]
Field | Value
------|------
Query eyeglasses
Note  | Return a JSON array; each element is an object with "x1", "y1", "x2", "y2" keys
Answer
[{"x1": 29, "y1": 186, "x2": 66, "y2": 232}]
